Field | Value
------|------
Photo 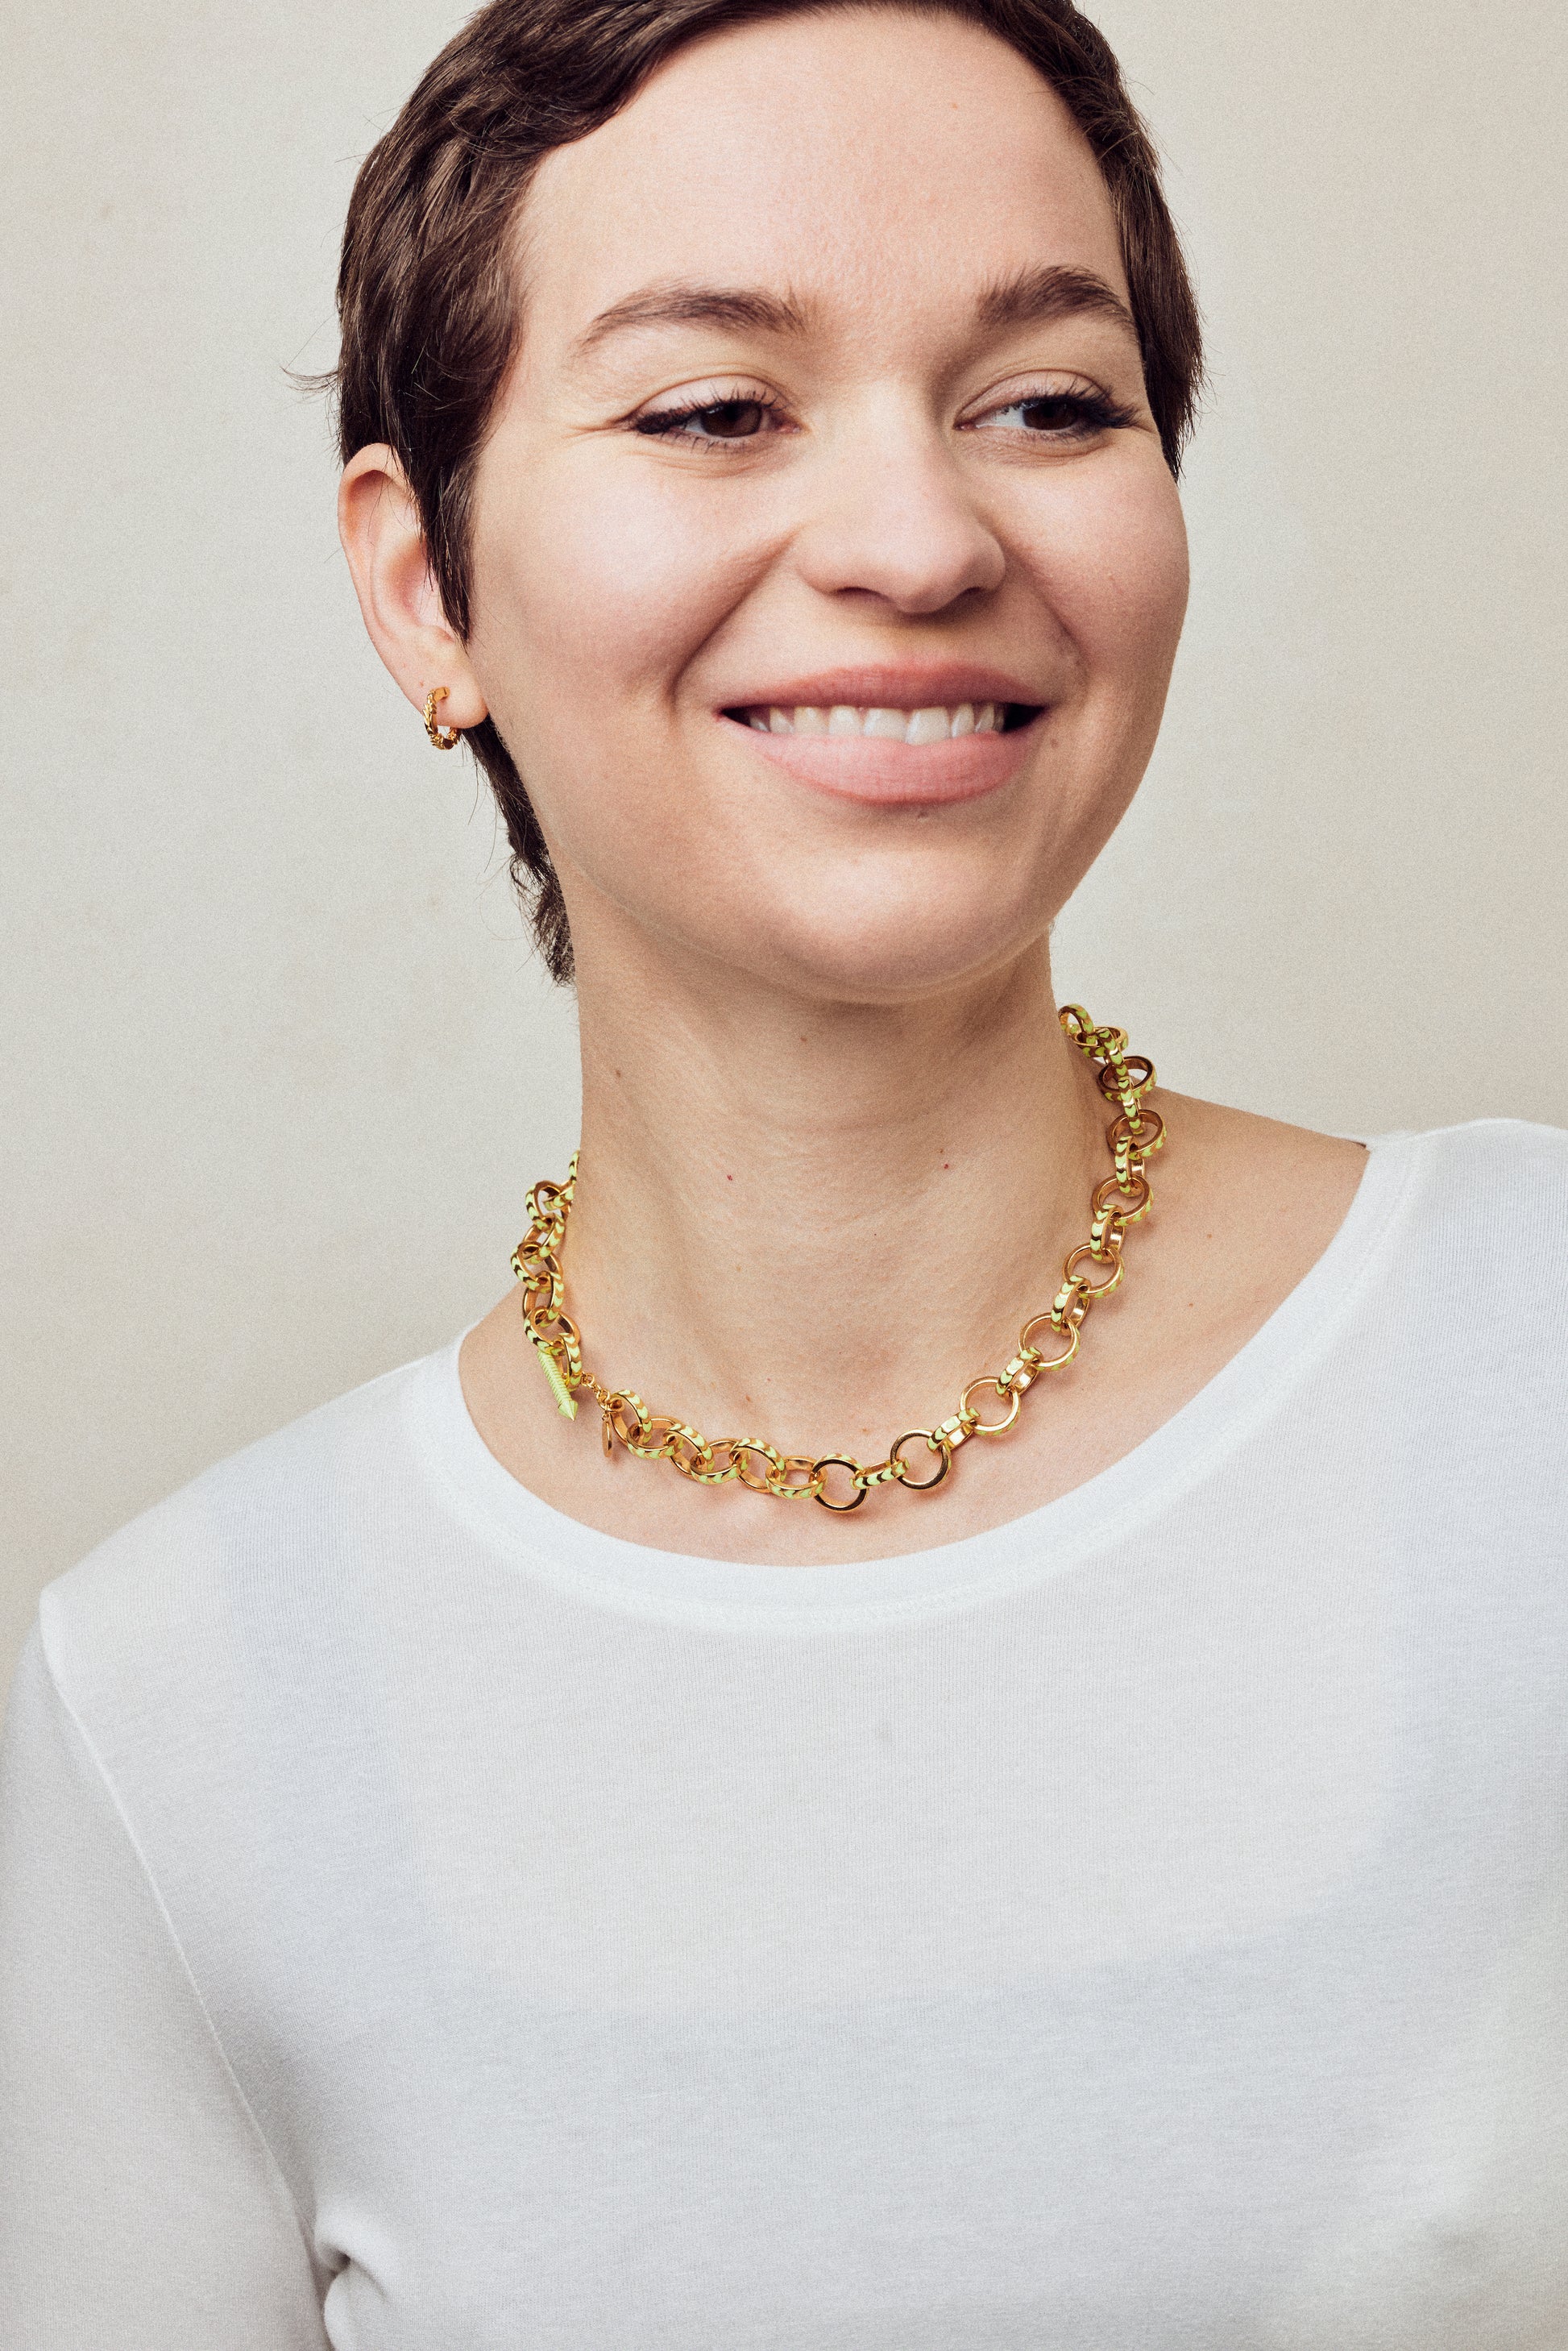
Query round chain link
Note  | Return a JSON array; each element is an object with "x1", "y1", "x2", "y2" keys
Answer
[{"x1": 510, "y1": 1005, "x2": 1161, "y2": 1513}]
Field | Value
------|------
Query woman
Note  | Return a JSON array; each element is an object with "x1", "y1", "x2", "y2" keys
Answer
[{"x1": 2, "y1": 0, "x2": 1564, "y2": 2341}]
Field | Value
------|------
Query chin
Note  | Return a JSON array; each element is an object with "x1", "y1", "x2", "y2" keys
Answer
[{"x1": 716, "y1": 862, "x2": 1054, "y2": 1003}]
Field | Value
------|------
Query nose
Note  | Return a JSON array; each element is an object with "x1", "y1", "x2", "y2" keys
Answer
[{"x1": 790, "y1": 405, "x2": 1006, "y2": 615}]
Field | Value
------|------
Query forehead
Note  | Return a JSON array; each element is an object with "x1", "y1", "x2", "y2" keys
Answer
[{"x1": 519, "y1": 7, "x2": 1128, "y2": 344}]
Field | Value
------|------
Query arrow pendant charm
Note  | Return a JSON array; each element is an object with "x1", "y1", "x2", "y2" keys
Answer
[{"x1": 530, "y1": 1335, "x2": 578, "y2": 1418}]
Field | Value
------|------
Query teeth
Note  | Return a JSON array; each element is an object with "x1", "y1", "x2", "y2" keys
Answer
[{"x1": 748, "y1": 702, "x2": 1007, "y2": 741}]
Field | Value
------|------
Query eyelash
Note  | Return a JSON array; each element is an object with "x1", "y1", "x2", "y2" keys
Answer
[
  {"x1": 969, "y1": 386, "x2": 1139, "y2": 440},
  {"x1": 629, "y1": 382, "x2": 1135, "y2": 450},
  {"x1": 632, "y1": 388, "x2": 790, "y2": 448}
]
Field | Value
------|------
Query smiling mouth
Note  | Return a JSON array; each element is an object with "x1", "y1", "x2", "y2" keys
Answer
[{"x1": 725, "y1": 700, "x2": 1043, "y2": 743}]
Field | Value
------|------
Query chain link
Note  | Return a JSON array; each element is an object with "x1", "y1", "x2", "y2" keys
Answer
[{"x1": 510, "y1": 1006, "x2": 1163, "y2": 1512}]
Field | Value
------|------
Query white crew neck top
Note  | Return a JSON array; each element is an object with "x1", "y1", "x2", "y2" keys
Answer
[{"x1": 3, "y1": 1117, "x2": 1566, "y2": 2350}]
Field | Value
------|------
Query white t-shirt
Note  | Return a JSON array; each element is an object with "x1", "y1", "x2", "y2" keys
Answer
[{"x1": 3, "y1": 1118, "x2": 1566, "y2": 2351}]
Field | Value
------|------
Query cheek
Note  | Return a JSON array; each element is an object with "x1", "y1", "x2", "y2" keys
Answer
[
  {"x1": 469, "y1": 442, "x2": 764, "y2": 727},
  {"x1": 1022, "y1": 459, "x2": 1189, "y2": 706}
]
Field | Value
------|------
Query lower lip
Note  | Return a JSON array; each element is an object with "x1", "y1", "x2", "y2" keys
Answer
[{"x1": 723, "y1": 712, "x2": 1041, "y2": 808}]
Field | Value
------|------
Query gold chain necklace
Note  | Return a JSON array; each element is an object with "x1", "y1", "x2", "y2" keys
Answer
[{"x1": 511, "y1": 1005, "x2": 1163, "y2": 1514}]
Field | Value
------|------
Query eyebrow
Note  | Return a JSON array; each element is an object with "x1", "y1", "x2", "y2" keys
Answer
[
  {"x1": 571, "y1": 261, "x2": 1138, "y2": 363},
  {"x1": 573, "y1": 284, "x2": 810, "y2": 359},
  {"x1": 977, "y1": 263, "x2": 1139, "y2": 342}
]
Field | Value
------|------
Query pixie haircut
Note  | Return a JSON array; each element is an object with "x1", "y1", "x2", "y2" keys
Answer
[{"x1": 330, "y1": 0, "x2": 1204, "y2": 982}]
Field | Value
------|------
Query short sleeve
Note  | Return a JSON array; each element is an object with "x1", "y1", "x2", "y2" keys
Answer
[{"x1": 0, "y1": 1621, "x2": 332, "y2": 2349}]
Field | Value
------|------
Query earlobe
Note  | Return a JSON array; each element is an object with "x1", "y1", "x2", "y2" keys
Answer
[{"x1": 336, "y1": 443, "x2": 488, "y2": 729}]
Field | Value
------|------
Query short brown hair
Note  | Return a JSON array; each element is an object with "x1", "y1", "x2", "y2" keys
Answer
[{"x1": 330, "y1": 0, "x2": 1204, "y2": 982}]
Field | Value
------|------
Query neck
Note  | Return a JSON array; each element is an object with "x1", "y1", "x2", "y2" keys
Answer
[{"x1": 557, "y1": 931, "x2": 1110, "y2": 1461}]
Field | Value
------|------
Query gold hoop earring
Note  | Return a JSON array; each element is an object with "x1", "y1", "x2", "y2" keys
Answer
[{"x1": 423, "y1": 687, "x2": 461, "y2": 750}]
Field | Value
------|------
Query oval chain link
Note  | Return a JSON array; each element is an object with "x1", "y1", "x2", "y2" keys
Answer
[{"x1": 511, "y1": 1006, "x2": 1162, "y2": 1510}]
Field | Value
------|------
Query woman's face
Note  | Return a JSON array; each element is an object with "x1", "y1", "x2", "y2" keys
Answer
[{"x1": 463, "y1": 5, "x2": 1188, "y2": 1000}]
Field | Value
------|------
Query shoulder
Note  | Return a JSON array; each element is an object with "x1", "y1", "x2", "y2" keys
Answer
[
  {"x1": 1363, "y1": 1116, "x2": 1568, "y2": 1304},
  {"x1": 1149, "y1": 1100, "x2": 1566, "y2": 1402},
  {"x1": 1346, "y1": 1120, "x2": 1568, "y2": 1464},
  {"x1": 32, "y1": 1346, "x2": 446, "y2": 1754},
  {"x1": 1389, "y1": 1112, "x2": 1568, "y2": 1217},
  {"x1": 1375, "y1": 1115, "x2": 1568, "y2": 1347},
  {"x1": 1165, "y1": 1095, "x2": 1567, "y2": 1254}
]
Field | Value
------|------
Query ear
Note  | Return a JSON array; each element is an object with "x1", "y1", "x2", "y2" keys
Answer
[{"x1": 337, "y1": 445, "x2": 488, "y2": 730}]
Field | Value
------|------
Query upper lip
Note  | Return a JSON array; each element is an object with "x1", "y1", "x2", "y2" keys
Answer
[{"x1": 719, "y1": 663, "x2": 1047, "y2": 713}]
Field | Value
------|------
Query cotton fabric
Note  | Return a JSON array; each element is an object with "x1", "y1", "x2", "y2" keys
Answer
[{"x1": 3, "y1": 1118, "x2": 1566, "y2": 2350}]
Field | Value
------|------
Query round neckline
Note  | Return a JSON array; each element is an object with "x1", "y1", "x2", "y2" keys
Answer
[{"x1": 404, "y1": 1129, "x2": 1425, "y2": 1633}]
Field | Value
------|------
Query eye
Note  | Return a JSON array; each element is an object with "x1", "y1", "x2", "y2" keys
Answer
[
  {"x1": 633, "y1": 392, "x2": 787, "y2": 447},
  {"x1": 965, "y1": 384, "x2": 1137, "y2": 442}
]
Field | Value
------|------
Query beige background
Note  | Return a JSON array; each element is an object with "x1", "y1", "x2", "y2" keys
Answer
[{"x1": 3, "y1": 2, "x2": 1565, "y2": 1693}]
